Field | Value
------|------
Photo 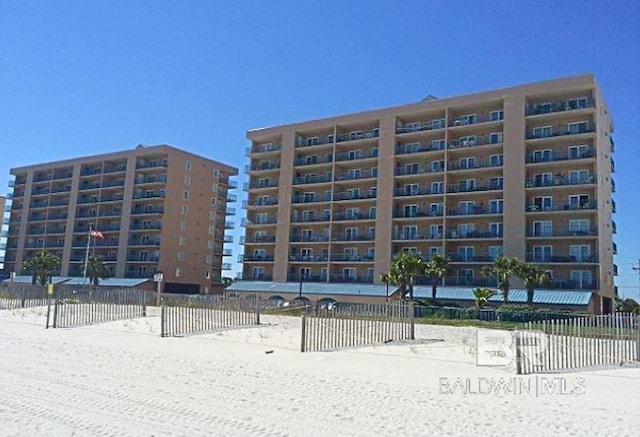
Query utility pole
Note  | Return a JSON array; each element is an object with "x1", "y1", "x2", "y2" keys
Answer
[{"x1": 633, "y1": 258, "x2": 640, "y2": 299}]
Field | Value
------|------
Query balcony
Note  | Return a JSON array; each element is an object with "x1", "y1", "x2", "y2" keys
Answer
[
  {"x1": 334, "y1": 170, "x2": 377, "y2": 182},
  {"x1": 333, "y1": 191, "x2": 377, "y2": 201},
  {"x1": 330, "y1": 254, "x2": 374, "y2": 262},
  {"x1": 247, "y1": 143, "x2": 282, "y2": 154},
  {"x1": 449, "y1": 113, "x2": 504, "y2": 128},
  {"x1": 244, "y1": 235, "x2": 275, "y2": 244},
  {"x1": 242, "y1": 273, "x2": 273, "y2": 281},
  {"x1": 334, "y1": 149, "x2": 378, "y2": 162},
  {"x1": 330, "y1": 275, "x2": 374, "y2": 284},
  {"x1": 295, "y1": 155, "x2": 334, "y2": 166},
  {"x1": 336, "y1": 128, "x2": 379, "y2": 143},
  {"x1": 526, "y1": 228, "x2": 597, "y2": 238},
  {"x1": 393, "y1": 209, "x2": 443, "y2": 219},
  {"x1": 525, "y1": 175, "x2": 596, "y2": 188},
  {"x1": 103, "y1": 165, "x2": 127, "y2": 174},
  {"x1": 292, "y1": 193, "x2": 332, "y2": 204},
  {"x1": 49, "y1": 199, "x2": 70, "y2": 207},
  {"x1": 227, "y1": 207, "x2": 236, "y2": 216},
  {"x1": 439, "y1": 277, "x2": 497, "y2": 287},
  {"x1": 135, "y1": 176, "x2": 166, "y2": 185},
  {"x1": 130, "y1": 223, "x2": 162, "y2": 230},
  {"x1": 128, "y1": 239, "x2": 161, "y2": 247},
  {"x1": 613, "y1": 242, "x2": 618, "y2": 255},
  {"x1": 332, "y1": 233, "x2": 375, "y2": 242},
  {"x1": 290, "y1": 234, "x2": 330, "y2": 243},
  {"x1": 30, "y1": 188, "x2": 51, "y2": 196},
  {"x1": 392, "y1": 233, "x2": 442, "y2": 241},
  {"x1": 395, "y1": 119, "x2": 446, "y2": 134},
  {"x1": 525, "y1": 253, "x2": 599, "y2": 263},
  {"x1": 447, "y1": 134, "x2": 503, "y2": 149},
  {"x1": 526, "y1": 201, "x2": 597, "y2": 213},
  {"x1": 293, "y1": 174, "x2": 333, "y2": 185},
  {"x1": 395, "y1": 141, "x2": 445, "y2": 155},
  {"x1": 221, "y1": 263, "x2": 232, "y2": 270},
  {"x1": 447, "y1": 159, "x2": 503, "y2": 171},
  {"x1": 291, "y1": 215, "x2": 329, "y2": 223},
  {"x1": 296, "y1": 135, "x2": 335, "y2": 148},
  {"x1": 246, "y1": 180, "x2": 279, "y2": 190},
  {"x1": 446, "y1": 230, "x2": 502, "y2": 239},
  {"x1": 247, "y1": 161, "x2": 280, "y2": 172},
  {"x1": 225, "y1": 221, "x2": 235, "y2": 229},
  {"x1": 241, "y1": 254, "x2": 275, "y2": 262},
  {"x1": 52, "y1": 171, "x2": 73, "y2": 180},
  {"x1": 244, "y1": 217, "x2": 278, "y2": 226},
  {"x1": 227, "y1": 193, "x2": 238, "y2": 203},
  {"x1": 395, "y1": 166, "x2": 443, "y2": 176},
  {"x1": 135, "y1": 160, "x2": 168, "y2": 170},
  {"x1": 526, "y1": 148, "x2": 595, "y2": 164},
  {"x1": 133, "y1": 192, "x2": 165, "y2": 199},
  {"x1": 127, "y1": 255, "x2": 160, "y2": 262},
  {"x1": 610, "y1": 157, "x2": 615, "y2": 173},
  {"x1": 332, "y1": 212, "x2": 375, "y2": 221},
  {"x1": 245, "y1": 198, "x2": 279, "y2": 207},
  {"x1": 549, "y1": 280, "x2": 598, "y2": 290},
  {"x1": 8, "y1": 180, "x2": 15, "y2": 187},
  {"x1": 287, "y1": 273, "x2": 327, "y2": 282},
  {"x1": 447, "y1": 254, "x2": 496, "y2": 263},
  {"x1": 394, "y1": 186, "x2": 442, "y2": 197},
  {"x1": 446, "y1": 181, "x2": 503, "y2": 194},
  {"x1": 289, "y1": 254, "x2": 328, "y2": 262},
  {"x1": 527, "y1": 124, "x2": 595, "y2": 140},
  {"x1": 525, "y1": 99, "x2": 594, "y2": 116},
  {"x1": 611, "y1": 178, "x2": 616, "y2": 193},
  {"x1": 78, "y1": 182, "x2": 101, "y2": 191},
  {"x1": 446, "y1": 206, "x2": 502, "y2": 216},
  {"x1": 131, "y1": 207, "x2": 164, "y2": 215}
]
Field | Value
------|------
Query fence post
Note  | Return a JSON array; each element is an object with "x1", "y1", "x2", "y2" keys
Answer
[
  {"x1": 45, "y1": 295, "x2": 52, "y2": 329},
  {"x1": 636, "y1": 314, "x2": 640, "y2": 362},
  {"x1": 52, "y1": 295, "x2": 59, "y2": 329},
  {"x1": 409, "y1": 301, "x2": 415, "y2": 340},
  {"x1": 300, "y1": 314, "x2": 307, "y2": 352},
  {"x1": 514, "y1": 331, "x2": 523, "y2": 374},
  {"x1": 142, "y1": 292, "x2": 147, "y2": 317},
  {"x1": 255, "y1": 295, "x2": 260, "y2": 325},
  {"x1": 160, "y1": 300, "x2": 166, "y2": 337}
]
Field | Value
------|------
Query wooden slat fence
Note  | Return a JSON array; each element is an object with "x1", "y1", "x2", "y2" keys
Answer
[
  {"x1": 160, "y1": 294, "x2": 260, "y2": 337},
  {"x1": 301, "y1": 302, "x2": 414, "y2": 352},
  {"x1": 0, "y1": 283, "x2": 49, "y2": 310},
  {"x1": 47, "y1": 287, "x2": 148, "y2": 328},
  {"x1": 515, "y1": 313, "x2": 640, "y2": 374}
]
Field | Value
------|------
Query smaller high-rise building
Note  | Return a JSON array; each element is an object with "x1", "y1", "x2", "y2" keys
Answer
[{"x1": 5, "y1": 145, "x2": 238, "y2": 293}]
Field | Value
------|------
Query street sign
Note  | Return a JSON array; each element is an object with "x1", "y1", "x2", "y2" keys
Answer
[
  {"x1": 47, "y1": 283, "x2": 54, "y2": 296},
  {"x1": 154, "y1": 273, "x2": 164, "y2": 282}
]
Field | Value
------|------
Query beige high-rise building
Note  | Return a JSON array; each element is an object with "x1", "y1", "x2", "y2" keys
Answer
[
  {"x1": 5, "y1": 145, "x2": 238, "y2": 293},
  {"x1": 242, "y1": 74, "x2": 617, "y2": 312}
]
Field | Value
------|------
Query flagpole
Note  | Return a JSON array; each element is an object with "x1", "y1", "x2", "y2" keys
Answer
[{"x1": 82, "y1": 225, "x2": 92, "y2": 284}]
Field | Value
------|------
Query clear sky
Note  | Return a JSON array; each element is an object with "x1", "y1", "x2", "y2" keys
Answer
[{"x1": 1, "y1": 0, "x2": 639, "y2": 300}]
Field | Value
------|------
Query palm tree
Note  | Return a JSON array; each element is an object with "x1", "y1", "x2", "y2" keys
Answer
[
  {"x1": 379, "y1": 272, "x2": 391, "y2": 302},
  {"x1": 423, "y1": 254, "x2": 450, "y2": 300},
  {"x1": 473, "y1": 288, "x2": 495, "y2": 309},
  {"x1": 481, "y1": 256, "x2": 520, "y2": 303},
  {"x1": 86, "y1": 256, "x2": 110, "y2": 286},
  {"x1": 22, "y1": 251, "x2": 61, "y2": 286},
  {"x1": 515, "y1": 263, "x2": 551, "y2": 305},
  {"x1": 389, "y1": 251, "x2": 424, "y2": 300},
  {"x1": 222, "y1": 277, "x2": 237, "y2": 288}
]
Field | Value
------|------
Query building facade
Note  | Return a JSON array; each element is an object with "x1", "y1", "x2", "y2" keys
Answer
[
  {"x1": 242, "y1": 75, "x2": 617, "y2": 312},
  {"x1": 5, "y1": 145, "x2": 238, "y2": 293}
]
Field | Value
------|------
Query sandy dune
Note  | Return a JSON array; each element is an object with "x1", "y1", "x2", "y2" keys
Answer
[{"x1": 1, "y1": 308, "x2": 638, "y2": 437}]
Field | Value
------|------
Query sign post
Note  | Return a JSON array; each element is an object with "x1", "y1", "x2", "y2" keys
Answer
[{"x1": 154, "y1": 272, "x2": 164, "y2": 306}]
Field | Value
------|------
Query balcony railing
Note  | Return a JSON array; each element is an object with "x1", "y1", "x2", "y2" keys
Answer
[
  {"x1": 287, "y1": 273, "x2": 327, "y2": 282},
  {"x1": 244, "y1": 217, "x2": 278, "y2": 225},
  {"x1": 246, "y1": 180, "x2": 279, "y2": 190},
  {"x1": 548, "y1": 280, "x2": 598, "y2": 290},
  {"x1": 448, "y1": 134, "x2": 502, "y2": 149},
  {"x1": 525, "y1": 253, "x2": 599, "y2": 263},
  {"x1": 244, "y1": 235, "x2": 276, "y2": 244},
  {"x1": 334, "y1": 170, "x2": 377, "y2": 181},
  {"x1": 247, "y1": 162, "x2": 280, "y2": 172},
  {"x1": 296, "y1": 135, "x2": 335, "y2": 148},
  {"x1": 392, "y1": 233, "x2": 442, "y2": 241},
  {"x1": 130, "y1": 223, "x2": 162, "y2": 230},
  {"x1": 332, "y1": 212, "x2": 376, "y2": 221},
  {"x1": 526, "y1": 201, "x2": 597, "y2": 212},
  {"x1": 394, "y1": 186, "x2": 442, "y2": 197},
  {"x1": 330, "y1": 254, "x2": 374, "y2": 262},
  {"x1": 245, "y1": 198, "x2": 279, "y2": 207},
  {"x1": 525, "y1": 99, "x2": 594, "y2": 116},
  {"x1": 289, "y1": 234, "x2": 330, "y2": 243},
  {"x1": 336, "y1": 128, "x2": 379, "y2": 143},
  {"x1": 437, "y1": 277, "x2": 498, "y2": 287},
  {"x1": 295, "y1": 155, "x2": 334, "y2": 166},
  {"x1": 525, "y1": 175, "x2": 596, "y2": 188},
  {"x1": 395, "y1": 166, "x2": 443, "y2": 176},
  {"x1": 449, "y1": 113, "x2": 503, "y2": 127},
  {"x1": 128, "y1": 239, "x2": 161, "y2": 246},
  {"x1": 242, "y1": 254, "x2": 275, "y2": 262},
  {"x1": 135, "y1": 161, "x2": 168, "y2": 170},
  {"x1": 447, "y1": 159, "x2": 503, "y2": 171},
  {"x1": 334, "y1": 150, "x2": 378, "y2": 162},
  {"x1": 247, "y1": 143, "x2": 282, "y2": 154},
  {"x1": 291, "y1": 215, "x2": 330, "y2": 223},
  {"x1": 133, "y1": 192, "x2": 165, "y2": 199},
  {"x1": 393, "y1": 209, "x2": 443, "y2": 218},
  {"x1": 446, "y1": 230, "x2": 502, "y2": 239},
  {"x1": 527, "y1": 125, "x2": 595, "y2": 140},
  {"x1": 395, "y1": 119, "x2": 446, "y2": 134},
  {"x1": 241, "y1": 273, "x2": 273, "y2": 281},
  {"x1": 329, "y1": 275, "x2": 374, "y2": 284},
  {"x1": 333, "y1": 191, "x2": 377, "y2": 201},
  {"x1": 289, "y1": 254, "x2": 328, "y2": 262},
  {"x1": 127, "y1": 255, "x2": 160, "y2": 262},
  {"x1": 131, "y1": 207, "x2": 164, "y2": 215},
  {"x1": 526, "y1": 228, "x2": 597, "y2": 238},
  {"x1": 525, "y1": 148, "x2": 594, "y2": 163},
  {"x1": 292, "y1": 194, "x2": 332, "y2": 203},
  {"x1": 395, "y1": 142, "x2": 445, "y2": 155},
  {"x1": 332, "y1": 233, "x2": 375, "y2": 242},
  {"x1": 293, "y1": 175, "x2": 333, "y2": 185},
  {"x1": 446, "y1": 182, "x2": 503, "y2": 193},
  {"x1": 227, "y1": 193, "x2": 238, "y2": 202},
  {"x1": 447, "y1": 254, "x2": 496, "y2": 262},
  {"x1": 227, "y1": 207, "x2": 236, "y2": 216},
  {"x1": 447, "y1": 207, "x2": 502, "y2": 216}
]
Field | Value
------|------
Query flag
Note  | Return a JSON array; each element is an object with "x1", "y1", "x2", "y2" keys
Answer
[{"x1": 90, "y1": 229, "x2": 105, "y2": 239}]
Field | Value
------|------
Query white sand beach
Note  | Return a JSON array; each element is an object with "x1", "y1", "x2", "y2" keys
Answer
[{"x1": 1, "y1": 308, "x2": 638, "y2": 437}]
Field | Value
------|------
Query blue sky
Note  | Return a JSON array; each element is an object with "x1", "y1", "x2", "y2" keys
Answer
[{"x1": 1, "y1": 1, "x2": 639, "y2": 299}]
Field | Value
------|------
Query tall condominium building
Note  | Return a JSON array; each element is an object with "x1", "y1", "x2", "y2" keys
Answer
[
  {"x1": 242, "y1": 74, "x2": 617, "y2": 312},
  {"x1": 0, "y1": 195, "x2": 6, "y2": 271},
  {"x1": 5, "y1": 145, "x2": 238, "y2": 293}
]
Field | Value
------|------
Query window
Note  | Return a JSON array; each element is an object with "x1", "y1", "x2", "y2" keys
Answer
[
  {"x1": 184, "y1": 175, "x2": 191, "y2": 186},
  {"x1": 181, "y1": 205, "x2": 189, "y2": 215},
  {"x1": 567, "y1": 97, "x2": 588, "y2": 110},
  {"x1": 489, "y1": 132, "x2": 503, "y2": 144},
  {"x1": 185, "y1": 160, "x2": 192, "y2": 171},
  {"x1": 489, "y1": 199, "x2": 504, "y2": 214},
  {"x1": 403, "y1": 225, "x2": 418, "y2": 240},
  {"x1": 405, "y1": 184, "x2": 419, "y2": 196},
  {"x1": 431, "y1": 181, "x2": 443, "y2": 194},
  {"x1": 569, "y1": 245, "x2": 591, "y2": 262},
  {"x1": 489, "y1": 222, "x2": 503, "y2": 237},
  {"x1": 213, "y1": 169, "x2": 219, "y2": 178},
  {"x1": 459, "y1": 179, "x2": 476, "y2": 191},
  {"x1": 404, "y1": 204, "x2": 419, "y2": 218},
  {"x1": 431, "y1": 119, "x2": 446, "y2": 129},
  {"x1": 429, "y1": 224, "x2": 443, "y2": 239},
  {"x1": 177, "y1": 251, "x2": 184, "y2": 261},
  {"x1": 532, "y1": 126, "x2": 553, "y2": 138},
  {"x1": 567, "y1": 121, "x2": 590, "y2": 135},
  {"x1": 205, "y1": 254, "x2": 212, "y2": 265},
  {"x1": 252, "y1": 267, "x2": 265, "y2": 279},
  {"x1": 208, "y1": 224, "x2": 215, "y2": 235},
  {"x1": 430, "y1": 160, "x2": 444, "y2": 172},
  {"x1": 490, "y1": 177, "x2": 504, "y2": 190},
  {"x1": 458, "y1": 201, "x2": 475, "y2": 215},
  {"x1": 302, "y1": 210, "x2": 315, "y2": 221},
  {"x1": 207, "y1": 240, "x2": 214, "y2": 249},
  {"x1": 183, "y1": 190, "x2": 190, "y2": 200},
  {"x1": 212, "y1": 183, "x2": 219, "y2": 192},
  {"x1": 490, "y1": 110, "x2": 504, "y2": 121},
  {"x1": 370, "y1": 187, "x2": 377, "y2": 197},
  {"x1": 306, "y1": 137, "x2": 319, "y2": 146},
  {"x1": 405, "y1": 163, "x2": 419, "y2": 175},
  {"x1": 533, "y1": 173, "x2": 553, "y2": 187},
  {"x1": 180, "y1": 220, "x2": 187, "y2": 231},
  {"x1": 455, "y1": 114, "x2": 476, "y2": 125},
  {"x1": 533, "y1": 149, "x2": 553, "y2": 162},
  {"x1": 569, "y1": 219, "x2": 590, "y2": 235},
  {"x1": 488, "y1": 246, "x2": 503, "y2": 261},
  {"x1": 429, "y1": 203, "x2": 442, "y2": 216},
  {"x1": 343, "y1": 268, "x2": 357, "y2": 280},
  {"x1": 533, "y1": 220, "x2": 553, "y2": 237},
  {"x1": 430, "y1": 246, "x2": 442, "y2": 256},
  {"x1": 568, "y1": 145, "x2": 590, "y2": 159},
  {"x1": 348, "y1": 149, "x2": 362, "y2": 160},
  {"x1": 406, "y1": 142, "x2": 421, "y2": 153},
  {"x1": 489, "y1": 154, "x2": 504, "y2": 166},
  {"x1": 568, "y1": 169, "x2": 590, "y2": 184},
  {"x1": 457, "y1": 246, "x2": 475, "y2": 262},
  {"x1": 210, "y1": 198, "x2": 217, "y2": 207},
  {"x1": 369, "y1": 206, "x2": 376, "y2": 219},
  {"x1": 371, "y1": 168, "x2": 378, "y2": 178},
  {"x1": 403, "y1": 247, "x2": 418, "y2": 255},
  {"x1": 432, "y1": 139, "x2": 445, "y2": 150},
  {"x1": 459, "y1": 157, "x2": 476, "y2": 169},
  {"x1": 178, "y1": 236, "x2": 186, "y2": 246},
  {"x1": 457, "y1": 223, "x2": 475, "y2": 237},
  {"x1": 533, "y1": 246, "x2": 553, "y2": 262},
  {"x1": 569, "y1": 194, "x2": 590, "y2": 209},
  {"x1": 570, "y1": 270, "x2": 592, "y2": 287}
]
